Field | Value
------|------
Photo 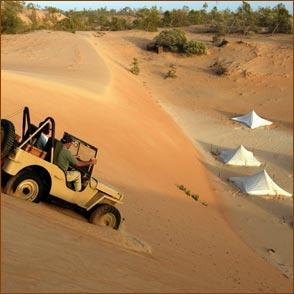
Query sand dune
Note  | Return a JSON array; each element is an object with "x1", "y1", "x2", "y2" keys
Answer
[{"x1": 1, "y1": 30, "x2": 292, "y2": 292}]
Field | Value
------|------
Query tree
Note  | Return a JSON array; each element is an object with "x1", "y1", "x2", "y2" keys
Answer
[
  {"x1": 188, "y1": 9, "x2": 202, "y2": 25},
  {"x1": 44, "y1": 6, "x2": 63, "y2": 14},
  {"x1": 62, "y1": 9, "x2": 86, "y2": 31},
  {"x1": 235, "y1": 1, "x2": 256, "y2": 34},
  {"x1": 30, "y1": 7, "x2": 38, "y2": 30},
  {"x1": 109, "y1": 17, "x2": 130, "y2": 31},
  {"x1": 271, "y1": 3, "x2": 292, "y2": 33},
  {"x1": 26, "y1": 2, "x2": 36, "y2": 9},
  {"x1": 201, "y1": 2, "x2": 209, "y2": 23},
  {"x1": 1, "y1": 1, "x2": 26, "y2": 34},
  {"x1": 173, "y1": 6, "x2": 190, "y2": 26},
  {"x1": 119, "y1": 6, "x2": 133, "y2": 16},
  {"x1": 165, "y1": 7, "x2": 190, "y2": 27},
  {"x1": 162, "y1": 11, "x2": 172, "y2": 27},
  {"x1": 53, "y1": 18, "x2": 75, "y2": 32},
  {"x1": 141, "y1": 6, "x2": 161, "y2": 31},
  {"x1": 133, "y1": 6, "x2": 161, "y2": 31},
  {"x1": 208, "y1": 6, "x2": 226, "y2": 34}
]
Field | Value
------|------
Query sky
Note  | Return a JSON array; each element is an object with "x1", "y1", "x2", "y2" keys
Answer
[{"x1": 28, "y1": 1, "x2": 293, "y2": 13}]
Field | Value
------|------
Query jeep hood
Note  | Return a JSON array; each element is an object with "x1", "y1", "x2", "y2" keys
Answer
[{"x1": 96, "y1": 178, "x2": 124, "y2": 201}]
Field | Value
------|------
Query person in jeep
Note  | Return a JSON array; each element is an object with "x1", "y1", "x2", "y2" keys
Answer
[{"x1": 57, "y1": 134, "x2": 97, "y2": 191}]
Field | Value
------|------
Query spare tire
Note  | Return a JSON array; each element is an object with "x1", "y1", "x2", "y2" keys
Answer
[{"x1": 1, "y1": 119, "x2": 15, "y2": 160}]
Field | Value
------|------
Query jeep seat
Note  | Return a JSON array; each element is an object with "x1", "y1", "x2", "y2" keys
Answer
[{"x1": 22, "y1": 124, "x2": 41, "y2": 146}]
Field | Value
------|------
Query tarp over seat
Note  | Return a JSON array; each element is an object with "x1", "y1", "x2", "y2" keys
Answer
[
  {"x1": 231, "y1": 110, "x2": 272, "y2": 129},
  {"x1": 219, "y1": 145, "x2": 261, "y2": 166},
  {"x1": 229, "y1": 170, "x2": 292, "y2": 197}
]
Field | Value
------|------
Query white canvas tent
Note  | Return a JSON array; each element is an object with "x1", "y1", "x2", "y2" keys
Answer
[
  {"x1": 229, "y1": 170, "x2": 292, "y2": 196},
  {"x1": 231, "y1": 110, "x2": 272, "y2": 129},
  {"x1": 219, "y1": 145, "x2": 261, "y2": 166}
]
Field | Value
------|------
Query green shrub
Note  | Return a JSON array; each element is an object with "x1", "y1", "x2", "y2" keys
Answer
[
  {"x1": 183, "y1": 40, "x2": 207, "y2": 55},
  {"x1": 245, "y1": 30, "x2": 255, "y2": 36},
  {"x1": 178, "y1": 185, "x2": 206, "y2": 206},
  {"x1": 179, "y1": 185, "x2": 186, "y2": 191},
  {"x1": 153, "y1": 29, "x2": 187, "y2": 52},
  {"x1": 110, "y1": 17, "x2": 129, "y2": 31},
  {"x1": 165, "y1": 69, "x2": 177, "y2": 78},
  {"x1": 53, "y1": 18, "x2": 76, "y2": 33},
  {"x1": 217, "y1": 38, "x2": 228, "y2": 47},
  {"x1": 211, "y1": 59, "x2": 229, "y2": 75},
  {"x1": 192, "y1": 194, "x2": 199, "y2": 201},
  {"x1": 212, "y1": 34, "x2": 221, "y2": 43},
  {"x1": 1, "y1": 2, "x2": 27, "y2": 34},
  {"x1": 165, "y1": 65, "x2": 177, "y2": 79},
  {"x1": 153, "y1": 29, "x2": 206, "y2": 56},
  {"x1": 130, "y1": 58, "x2": 140, "y2": 75}
]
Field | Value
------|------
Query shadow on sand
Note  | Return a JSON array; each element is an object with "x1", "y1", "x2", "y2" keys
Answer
[{"x1": 123, "y1": 36, "x2": 152, "y2": 50}]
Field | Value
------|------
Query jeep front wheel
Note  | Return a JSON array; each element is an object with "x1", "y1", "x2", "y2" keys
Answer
[
  {"x1": 89, "y1": 204, "x2": 121, "y2": 230},
  {"x1": 4, "y1": 170, "x2": 44, "y2": 203}
]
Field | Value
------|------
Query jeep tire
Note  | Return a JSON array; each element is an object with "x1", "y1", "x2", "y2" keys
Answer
[
  {"x1": 89, "y1": 204, "x2": 121, "y2": 230},
  {"x1": 4, "y1": 170, "x2": 44, "y2": 203}
]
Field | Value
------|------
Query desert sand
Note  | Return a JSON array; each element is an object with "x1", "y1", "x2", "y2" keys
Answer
[{"x1": 1, "y1": 29, "x2": 292, "y2": 293}]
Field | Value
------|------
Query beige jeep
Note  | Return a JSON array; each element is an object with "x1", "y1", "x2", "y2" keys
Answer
[{"x1": 1, "y1": 107, "x2": 124, "y2": 229}]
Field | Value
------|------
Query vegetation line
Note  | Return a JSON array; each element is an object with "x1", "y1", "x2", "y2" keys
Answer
[{"x1": 1, "y1": 1, "x2": 292, "y2": 35}]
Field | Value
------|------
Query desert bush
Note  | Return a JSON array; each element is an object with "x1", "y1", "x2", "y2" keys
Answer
[
  {"x1": 179, "y1": 185, "x2": 186, "y2": 191},
  {"x1": 165, "y1": 65, "x2": 177, "y2": 79},
  {"x1": 212, "y1": 34, "x2": 221, "y2": 43},
  {"x1": 212, "y1": 35, "x2": 228, "y2": 47},
  {"x1": 1, "y1": 1, "x2": 28, "y2": 34},
  {"x1": 178, "y1": 185, "x2": 207, "y2": 205},
  {"x1": 245, "y1": 30, "x2": 256, "y2": 36},
  {"x1": 53, "y1": 18, "x2": 76, "y2": 33},
  {"x1": 153, "y1": 29, "x2": 206, "y2": 56},
  {"x1": 210, "y1": 59, "x2": 229, "y2": 76},
  {"x1": 183, "y1": 40, "x2": 207, "y2": 55},
  {"x1": 153, "y1": 29, "x2": 187, "y2": 52},
  {"x1": 130, "y1": 58, "x2": 140, "y2": 75},
  {"x1": 110, "y1": 17, "x2": 130, "y2": 31},
  {"x1": 217, "y1": 38, "x2": 228, "y2": 47},
  {"x1": 192, "y1": 194, "x2": 199, "y2": 201}
]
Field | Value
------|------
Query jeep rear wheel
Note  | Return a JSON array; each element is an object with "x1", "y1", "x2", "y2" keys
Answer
[
  {"x1": 4, "y1": 170, "x2": 44, "y2": 203},
  {"x1": 1, "y1": 119, "x2": 15, "y2": 160},
  {"x1": 89, "y1": 204, "x2": 121, "y2": 230}
]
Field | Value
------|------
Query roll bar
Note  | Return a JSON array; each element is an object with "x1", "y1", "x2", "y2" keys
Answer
[{"x1": 19, "y1": 107, "x2": 56, "y2": 163}]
